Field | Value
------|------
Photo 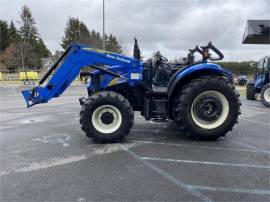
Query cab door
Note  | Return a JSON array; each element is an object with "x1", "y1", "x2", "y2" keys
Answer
[{"x1": 255, "y1": 57, "x2": 267, "y2": 89}]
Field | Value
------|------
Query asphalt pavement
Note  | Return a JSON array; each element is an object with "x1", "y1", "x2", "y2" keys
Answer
[{"x1": 0, "y1": 85, "x2": 269, "y2": 201}]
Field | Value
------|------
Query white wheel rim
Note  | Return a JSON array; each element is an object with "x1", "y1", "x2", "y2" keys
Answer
[
  {"x1": 92, "y1": 105, "x2": 122, "y2": 134},
  {"x1": 263, "y1": 87, "x2": 270, "y2": 103},
  {"x1": 191, "y1": 91, "x2": 229, "y2": 129}
]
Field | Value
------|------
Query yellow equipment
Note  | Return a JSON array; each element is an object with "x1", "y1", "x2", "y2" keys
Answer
[{"x1": 19, "y1": 71, "x2": 38, "y2": 80}]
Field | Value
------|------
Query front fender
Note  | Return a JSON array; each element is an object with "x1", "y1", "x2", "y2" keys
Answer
[{"x1": 168, "y1": 63, "x2": 232, "y2": 98}]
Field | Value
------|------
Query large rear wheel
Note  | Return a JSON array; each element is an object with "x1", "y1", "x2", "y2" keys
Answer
[
  {"x1": 173, "y1": 76, "x2": 241, "y2": 140},
  {"x1": 80, "y1": 91, "x2": 134, "y2": 143},
  {"x1": 260, "y1": 84, "x2": 270, "y2": 107}
]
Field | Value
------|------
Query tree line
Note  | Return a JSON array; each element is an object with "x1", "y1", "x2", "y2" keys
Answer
[
  {"x1": 0, "y1": 5, "x2": 51, "y2": 72},
  {"x1": 0, "y1": 5, "x2": 257, "y2": 76},
  {"x1": 0, "y1": 6, "x2": 123, "y2": 73},
  {"x1": 61, "y1": 17, "x2": 122, "y2": 53},
  {"x1": 216, "y1": 61, "x2": 257, "y2": 75}
]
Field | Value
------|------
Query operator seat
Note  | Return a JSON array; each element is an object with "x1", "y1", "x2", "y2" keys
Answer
[
  {"x1": 166, "y1": 53, "x2": 195, "y2": 91},
  {"x1": 143, "y1": 60, "x2": 167, "y2": 96},
  {"x1": 152, "y1": 60, "x2": 170, "y2": 87}
]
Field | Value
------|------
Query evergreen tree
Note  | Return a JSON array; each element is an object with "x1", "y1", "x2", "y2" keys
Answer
[
  {"x1": 61, "y1": 17, "x2": 123, "y2": 53},
  {"x1": 106, "y1": 34, "x2": 122, "y2": 53},
  {"x1": 1, "y1": 6, "x2": 50, "y2": 71},
  {"x1": 94, "y1": 32, "x2": 102, "y2": 49},
  {"x1": 89, "y1": 30, "x2": 98, "y2": 47},
  {"x1": 79, "y1": 22, "x2": 91, "y2": 45},
  {"x1": 18, "y1": 5, "x2": 50, "y2": 68},
  {"x1": 33, "y1": 38, "x2": 51, "y2": 58},
  {"x1": 19, "y1": 5, "x2": 38, "y2": 44},
  {"x1": 61, "y1": 17, "x2": 83, "y2": 49},
  {"x1": 8, "y1": 21, "x2": 20, "y2": 43},
  {"x1": 0, "y1": 20, "x2": 10, "y2": 52}
]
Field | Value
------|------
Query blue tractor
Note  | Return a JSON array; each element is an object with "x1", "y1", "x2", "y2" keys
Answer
[
  {"x1": 246, "y1": 56, "x2": 270, "y2": 107},
  {"x1": 22, "y1": 40, "x2": 240, "y2": 143},
  {"x1": 243, "y1": 20, "x2": 270, "y2": 107}
]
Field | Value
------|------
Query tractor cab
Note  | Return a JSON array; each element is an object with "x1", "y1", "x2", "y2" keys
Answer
[
  {"x1": 254, "y1": 56, "x2": 270, "y2": 89},
  {"x1": 257, "y1": 56, "x2": 270, "y2": 74},
  {"x1": 140, "y1": 41, "x2": 225, "y2": 90},
  {"x1": 246, "y1": 56, "x2": 270, "y2": 107}
]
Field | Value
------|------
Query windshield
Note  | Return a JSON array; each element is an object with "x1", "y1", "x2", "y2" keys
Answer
[
  {"x1": 257, "y1": 57, "x2": 270, "y2": 73},
  {"x1": 257, "y1": 58, "x2": 264, "y2": 69},
  {"x1": 264, "y1": 57, "x2": 270, "y2": 72}
]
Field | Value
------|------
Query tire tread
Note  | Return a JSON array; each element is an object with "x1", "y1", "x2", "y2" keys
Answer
[{"x1": 173, "y1": 76, "x2": 240, "y2": 140}]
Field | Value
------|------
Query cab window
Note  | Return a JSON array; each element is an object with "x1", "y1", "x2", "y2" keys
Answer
[{"x1": 257, "y1": 58, "x2": 264, "y2": 69}]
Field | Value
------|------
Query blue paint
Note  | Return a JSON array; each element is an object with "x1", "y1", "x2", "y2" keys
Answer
[
  {"x1": 21, "y1": 43, "x2": 143, "y2": 107},
  {"x1": 175, "y1": 62, "x2": 231, "y2": 80}
]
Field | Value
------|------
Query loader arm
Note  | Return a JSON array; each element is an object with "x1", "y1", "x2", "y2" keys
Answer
[{"x1": 22, "y1": 43, "x2": 142, "y2": 107}]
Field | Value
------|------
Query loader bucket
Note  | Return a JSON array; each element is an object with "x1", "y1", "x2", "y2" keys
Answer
[{"x1": 242, "y1": 20, "x2": 270, "y2": 44}]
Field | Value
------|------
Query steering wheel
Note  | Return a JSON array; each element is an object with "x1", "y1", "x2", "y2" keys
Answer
[
  {"x1": 200, "y1": 42, "x2": 224, "y2": 61},
  {"x1": 154, "y1": 55, "x2": 168, "y2": 64},
  {"x1": 160, "y1": 55, "x2": 168, "y2": 62}
]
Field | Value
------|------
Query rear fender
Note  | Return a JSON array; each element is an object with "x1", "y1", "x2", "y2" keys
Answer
[{"x1": 168, "y1": 63, "x2": 232, "y2": 98}]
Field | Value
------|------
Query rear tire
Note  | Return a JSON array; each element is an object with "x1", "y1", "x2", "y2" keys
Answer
[
  {"x1": 80, "y1": 91, "x2": 134, "y2": 143},
  {"x1": 260, "y1": 84, "x2": 270, "y2": 107},
  {"x1": 173, "y1": 76, "x2": 240, "y2": 140},
  {"x1": 246, "y1": 83, "x2": 256, "y2": 100}
]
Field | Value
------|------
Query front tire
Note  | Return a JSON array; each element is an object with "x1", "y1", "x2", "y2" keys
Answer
[
  {"x1": 246, "y1": 83, "x2": 256, "y2": 100},
  {"x1": 173, "y1": 76, "x2": 240, "y2": 140},
  {"x1": 80, "y1": 91, "x2": 134, "y2": 143},
  {"x1": 260, "y1": 84, "x2": 270, "y2": 107}
]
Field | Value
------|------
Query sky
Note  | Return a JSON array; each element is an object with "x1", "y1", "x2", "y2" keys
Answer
[{"x1": 1, "y1": 0, "x2": 269, "y2": 61}]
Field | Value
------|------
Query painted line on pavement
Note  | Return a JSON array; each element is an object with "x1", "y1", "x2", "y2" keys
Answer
[
  {"x1": 123, "y1": 147, "x2": 212, "y2": 202},
  {"x1": 132, "y1": 128, "x2": 179, "y2": 134},
  {"x1": 187, "y1": 185, "x2": 270, "y2": 195},
  {"x1": 226, "y1": 139, "x2": 270, "y2": 154},
  {"x1": 0, "y1": 155, "x2": 87, "y2": 176},
  {"x1": 140, "y1": 157, "x2": 270, "y2": 169},
  {"x1": 0, "y1": 142, "x2": 141, "y2": 177},
  {"x1": 134, "y1": 140, "x2": 269, "y2": 154}
]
